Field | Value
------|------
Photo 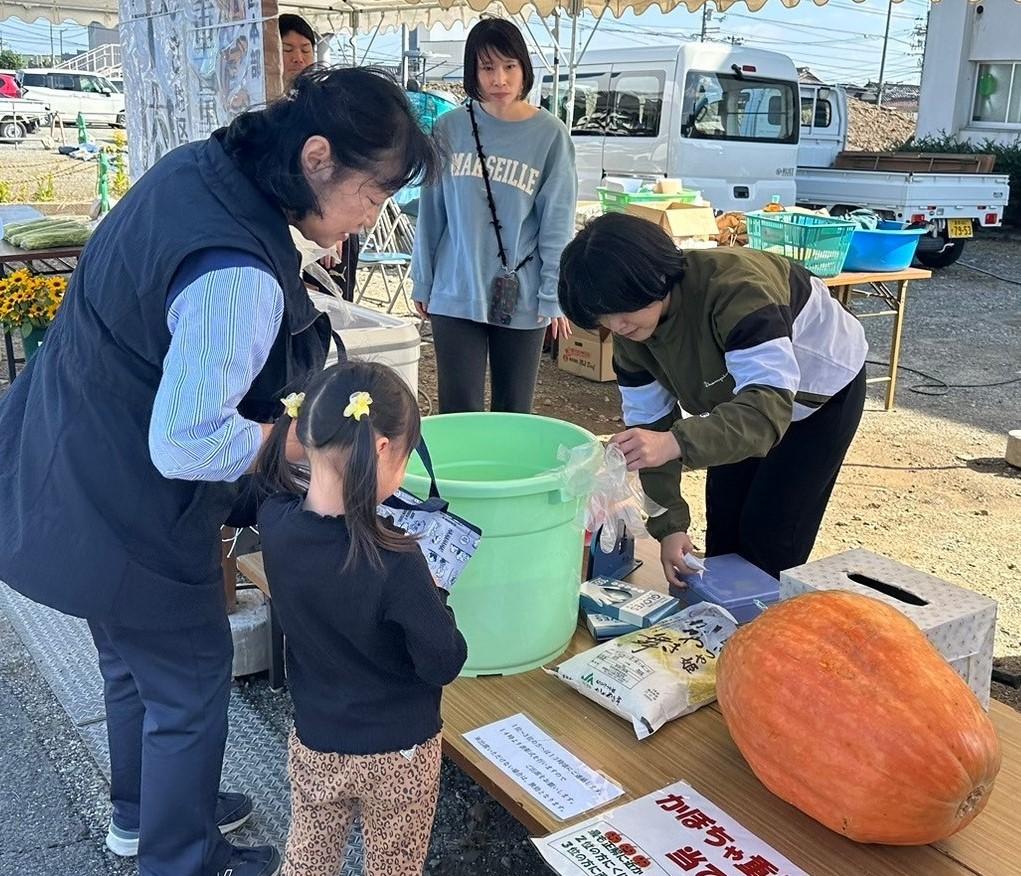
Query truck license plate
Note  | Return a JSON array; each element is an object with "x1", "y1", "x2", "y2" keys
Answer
[{"x1": 948, "y1": 219, "x2": 973, "y2": 238}]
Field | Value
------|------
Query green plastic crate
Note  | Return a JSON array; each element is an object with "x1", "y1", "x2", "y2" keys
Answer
[
  {"x1": 746, "y1": 211, "x2": 856, "y2": 278},
  {"x1": 597, "y1": 187, "x2": 699, "y2": 214}
]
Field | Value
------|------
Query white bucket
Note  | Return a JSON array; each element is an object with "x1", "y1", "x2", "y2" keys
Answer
[{"x1": 310, "y1": 293, "x2": 421, "y2": 394}]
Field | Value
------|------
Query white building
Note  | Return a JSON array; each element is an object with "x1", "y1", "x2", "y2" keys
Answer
[{"x1": 917, "y1": 0, "x2": 1021, "y2": 144}]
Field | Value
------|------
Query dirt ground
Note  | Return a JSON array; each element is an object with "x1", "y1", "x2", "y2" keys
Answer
[
  {"x1": 0, "y1": 128, "x2": 120, "y2": 210},
  {"x1": 415, "y1": 235, "x2": 1021, "y2": 712}
]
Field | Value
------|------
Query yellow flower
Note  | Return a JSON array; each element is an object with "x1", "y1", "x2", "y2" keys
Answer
[
  {"x1": 343, "y1": 391, "x2": 373, "y2": 421},
  {"x1": 280, "y1": 392, "x2": 305, "y2": 419}
]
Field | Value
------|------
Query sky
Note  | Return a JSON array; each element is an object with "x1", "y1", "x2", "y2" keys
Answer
[
  {"x1": 0, "y1": 0, "x2": 929, "y2": 86},
  {"x1": 341, "y1": 0, "x2": 931, "y2": 87}
]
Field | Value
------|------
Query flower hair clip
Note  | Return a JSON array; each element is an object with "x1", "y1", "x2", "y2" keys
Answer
[
  {"x1": 344, "y1": 391, "x2": 373, "y2": 421},
  {"x1": 280, "y1": 392, "x2": 305, "y2": 419}
]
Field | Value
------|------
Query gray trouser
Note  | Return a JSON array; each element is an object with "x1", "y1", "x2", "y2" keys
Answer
[{"x1": 430, "y1": 314, "x2": 547, "y2": 414}]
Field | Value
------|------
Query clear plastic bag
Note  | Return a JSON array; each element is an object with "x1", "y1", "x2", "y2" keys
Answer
[
  {"x1": 559, "y1": 442, "x2": 661, "y2": 553},
  {"x1": 291, "y1": 227, "x2": 343, "y2": 297}
]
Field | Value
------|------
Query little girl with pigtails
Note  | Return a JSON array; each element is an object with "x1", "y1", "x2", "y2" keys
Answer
[{"x1": 256, "y1": 360, "x2": 467, "y2": 876}]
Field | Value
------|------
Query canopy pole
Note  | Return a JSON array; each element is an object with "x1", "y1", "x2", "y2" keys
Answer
[
  {"x1": 347, "y1": 13, "x2": 358, "y2": 67},
  {"x1": 552, "y1": 11, "x2": 561, "y2": 118},
  {"x1": 564, "y1": 0, "x2": 609, "y2": 131},
  {"x1": 400, "y1": 25, "x2": 409, "y2": 85},
  {"x1": 358, "y1": 19, "x2": 383, "y2": 66},
  {"x1": 516, "y1": 12, "x2": 554, "y2": 73},
  {"x1": 564, "y1": 4, "x2": 579, "y2": 131}
]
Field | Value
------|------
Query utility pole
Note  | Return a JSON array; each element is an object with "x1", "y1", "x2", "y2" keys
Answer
[
  {"x1": 59, "y1": 29, "x2": 64, "y2": 62},
  {"x1": 876, "y1": 0, "x2": 894, "y2": 108},
  {"x1": 49, "y1": 23, "x2": 55, "y2": 66},
  {"x1": 700, "y1": 5, "x2": 711, "y2": 42}
]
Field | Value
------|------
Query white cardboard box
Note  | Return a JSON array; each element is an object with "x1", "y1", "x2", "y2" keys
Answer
[{"x1": 780, "y1": 549, "x2": 997, "y2": 708}]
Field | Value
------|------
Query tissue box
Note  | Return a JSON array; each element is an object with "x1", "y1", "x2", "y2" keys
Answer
[
  {"x1": 580, "y1": 578, "x2": 681, "y2": 628},
  {"x1": 582, "y1": 609, "x2": 638, "y2": 641},
  {"x1": 671, "y1": 553, "x2": 780, "y2": 624},
  {"x1": 780, "y1": 549, "x2": 997, "y2": 707}
]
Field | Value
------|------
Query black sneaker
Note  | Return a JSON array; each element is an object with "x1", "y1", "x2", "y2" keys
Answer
[
  {"x1": 105, "y1": 791, "x2": 255, "y2": 857},
  {"x1": 216, "y1": 844, "x2": 281, "y2": 876}
]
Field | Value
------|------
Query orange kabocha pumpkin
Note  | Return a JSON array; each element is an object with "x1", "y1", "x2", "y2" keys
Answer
[{"x1": 717, "y1": 591, "x2": 1001, "y2": 845}]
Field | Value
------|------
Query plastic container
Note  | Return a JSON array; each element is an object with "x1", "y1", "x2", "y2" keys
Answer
[
  {"x1": 669, "y1": 553, "x2": 780, "y2": 624},
  {"x1": 746, "y1": 211, "x2": 856, "y2": 278},
  {"x1": 597, "y1": 187, "x2": 699, "y2": 213},
  {"x1": 403, "y1": 413, "x2": 597, "y2": 676},
  {"x1": 310, "y1": 292, "x2": 421, "y2": 393},
  {"x1": 842, "y1": 220, "x2": 927, "y2": 272}
]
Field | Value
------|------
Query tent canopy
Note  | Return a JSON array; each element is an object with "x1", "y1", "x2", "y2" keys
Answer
[{"x1": 0, "y1": 0, "x2": 909, "y2": 35}]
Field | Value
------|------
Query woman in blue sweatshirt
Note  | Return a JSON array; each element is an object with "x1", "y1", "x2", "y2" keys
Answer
[{"x1": 411, "y1": 18, "x2": 577, "y2": 414}]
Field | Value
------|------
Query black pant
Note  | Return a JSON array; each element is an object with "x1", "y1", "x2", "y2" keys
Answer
[
  {"x1": 89, "y1": 615, "x2": 235, "y2": 875},
  {"x1": 704, "y1": 368, "x2": 866, "y2": 579},
  {"x1": 430, "y1": 314, "x2": 547, "y2": 414}
]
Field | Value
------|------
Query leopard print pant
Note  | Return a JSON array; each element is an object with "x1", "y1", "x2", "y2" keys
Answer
[{"x1": 282, "y1": 729, "x2": 442, "y2": 876}]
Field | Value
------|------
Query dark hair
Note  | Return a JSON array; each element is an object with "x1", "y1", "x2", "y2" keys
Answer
[
  {"x1": 257, "y1": 361, "x2": 423, "y2": 572},
  {"x1": 279, "y1": 14, "x2": 316, "y2": 45},
  {"x1": 222, "y1": 66, "x2": 439, "y2": 220},
  {"x1": 463, "y1": 18, "x2": 535, "y2": 102},
  {"x1": 558, "y1": 212, "x2": 687, "y2": 330}
]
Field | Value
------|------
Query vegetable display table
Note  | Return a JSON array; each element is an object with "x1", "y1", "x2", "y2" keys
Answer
[{"x1": 0, "y1": 206, "x2": 84, "y2": 384}]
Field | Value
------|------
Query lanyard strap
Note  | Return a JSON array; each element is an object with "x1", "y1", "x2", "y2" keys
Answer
[{"x1": 466, "y1": 100, "x2": 533, "y2": 274}]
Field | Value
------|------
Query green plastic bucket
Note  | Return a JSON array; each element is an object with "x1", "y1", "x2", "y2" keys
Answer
[{"x1": 403, "y1": 413, "x2": 596, "y2": 676}]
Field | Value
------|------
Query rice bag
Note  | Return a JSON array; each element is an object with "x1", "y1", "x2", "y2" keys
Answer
[{"x1": 548, "y1": 602, "x2": 738, "y2": 740}]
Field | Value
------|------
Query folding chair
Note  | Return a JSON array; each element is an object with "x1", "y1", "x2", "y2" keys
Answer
[{"x1": 355, "y1": 199, "x2": 415, "y2": 314}]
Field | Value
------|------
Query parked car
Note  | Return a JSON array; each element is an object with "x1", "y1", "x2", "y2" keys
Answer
[
  {"x1": 0, "y1": 73, "x2": 22, "y2": 99},
  {"x1": 0, "y1": 98, "x2": 52, "y2": 141},
  {"x1": 17, "y1": 68, "x2": 124, "y2": 127}
]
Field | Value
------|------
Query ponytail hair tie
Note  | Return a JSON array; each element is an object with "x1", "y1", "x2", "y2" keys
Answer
[
  {"x1": 280, "y1": 392, "x2": 305, "y2": 419},
  {"x1": 344, "y1": 391, "x2": 373, "y2": 421}
]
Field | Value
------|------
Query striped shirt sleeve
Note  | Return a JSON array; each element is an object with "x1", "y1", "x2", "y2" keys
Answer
[{"x1": 149, "y1": 261, "x2": 284, "y2": 482}]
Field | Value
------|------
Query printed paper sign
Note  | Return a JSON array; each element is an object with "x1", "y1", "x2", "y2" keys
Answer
[
  {"x1": 533, "y1": 781, "x2": 810, "y2": 876},
  {"x1": 465, "y1": 714, "x2": 623, "y2": 821}
]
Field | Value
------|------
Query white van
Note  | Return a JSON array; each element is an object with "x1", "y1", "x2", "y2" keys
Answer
[
  {"x1": 18, "y1": 68, "x2": 125, "y2": 127},
  {"x1": 532, "y1": 43, "x2": 801, "y2": 213}
]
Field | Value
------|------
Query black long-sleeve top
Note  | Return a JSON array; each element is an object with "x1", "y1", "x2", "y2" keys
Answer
[{"x1": 258, "y1": 494, "x2": 468, "y2": 754}]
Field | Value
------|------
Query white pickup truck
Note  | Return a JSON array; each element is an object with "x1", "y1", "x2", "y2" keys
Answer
[
  {"x1": 0, "y1": 97, "x2": 52, "y2": 142},
  {"x1": 797, "y1": 84, "x2": 1010, "y2": 268}
]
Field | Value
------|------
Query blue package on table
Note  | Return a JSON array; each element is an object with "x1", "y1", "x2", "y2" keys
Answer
[
  {"x1": 671, "y1": 554, "x2": 780, "y2": 624},
  {"x1": 579, "y1": 578, "x2": 681, "y2": 628}
]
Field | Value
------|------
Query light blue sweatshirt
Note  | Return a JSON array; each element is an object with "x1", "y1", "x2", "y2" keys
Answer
[{"x1": 411, "y1": 104, "x2": 577, "y2": 330}]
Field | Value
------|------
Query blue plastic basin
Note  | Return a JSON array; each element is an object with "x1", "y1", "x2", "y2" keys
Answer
[{"x1": 843, "y1": 220, "x2": 927, "y2": 272}]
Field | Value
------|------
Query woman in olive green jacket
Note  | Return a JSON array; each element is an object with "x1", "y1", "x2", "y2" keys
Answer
[{"x1": 558, "y1": 212, "x2": 867, "y2": 581}]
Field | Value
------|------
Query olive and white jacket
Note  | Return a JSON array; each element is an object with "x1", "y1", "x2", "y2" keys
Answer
[{"x1": 613, "y1": 247, "x2": 867, "y2": 537}]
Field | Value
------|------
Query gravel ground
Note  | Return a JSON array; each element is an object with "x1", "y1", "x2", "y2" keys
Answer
[{"x1": 0, "y1": 127, "x2": 121, "y2": 208}]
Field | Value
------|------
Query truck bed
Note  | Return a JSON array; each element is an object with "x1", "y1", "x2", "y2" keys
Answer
[
  {"x1": 832, "y1": 152, "x2": 997, "y2": 174},
  {"x1": 795, "y1": 166, "x2": 1010, "y2": 222}
]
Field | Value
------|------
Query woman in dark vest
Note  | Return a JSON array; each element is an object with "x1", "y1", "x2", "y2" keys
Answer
[{"x1": 0, "y1": 67, "x2": 436, "y2": 876}]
